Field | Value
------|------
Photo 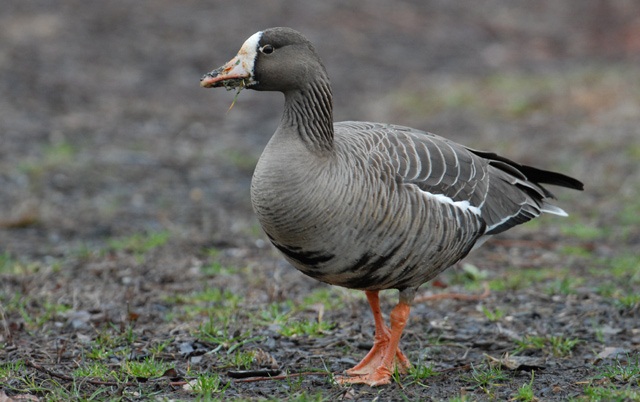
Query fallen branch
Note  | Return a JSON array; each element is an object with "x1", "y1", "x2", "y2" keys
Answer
[
  {"x1": 232, "y1": 371, "x2": 332, "y2": 383},
  {"x1": 231, "y1": 364, "x2": 473, "y2": 384}
]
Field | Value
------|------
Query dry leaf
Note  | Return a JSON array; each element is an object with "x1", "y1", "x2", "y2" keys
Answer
[
  {"x1": 0, "y1": 390, "x2": 39, "y2": 402},
  {"x1": 486, "y1": 354, "x2": 546, "y2": 370}
]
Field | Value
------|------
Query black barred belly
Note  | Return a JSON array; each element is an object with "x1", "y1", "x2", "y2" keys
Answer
[
  {"x1": 269, "y1": 232, "x2": 478, "y2": 292},
  {"x1": 271, "y1": 238, "x2": 414, "y2": 291},
  {"x1": 270, "y1": 241, "x2": 335, "y2": 267}
]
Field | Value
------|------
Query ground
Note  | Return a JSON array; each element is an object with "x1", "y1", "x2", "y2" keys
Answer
[{"x1": 1, "y1": 1, "x2": 639, "y2": 401}]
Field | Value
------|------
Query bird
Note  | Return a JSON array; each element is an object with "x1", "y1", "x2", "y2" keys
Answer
[{"x1": 200, "y1": 27, "x2": 584, "y2": 386}]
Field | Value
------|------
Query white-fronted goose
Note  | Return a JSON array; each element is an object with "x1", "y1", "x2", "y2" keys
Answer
[{"x1": 200, "y1": 27, "x2": 584, "y2": 386}]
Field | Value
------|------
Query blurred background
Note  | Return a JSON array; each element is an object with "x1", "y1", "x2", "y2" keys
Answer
[
  {"x1": 2, "y1": 4, "x2": 639, "y2": 398},
  {"x1": 1, "y1": 0, "x2": 639, "y2": 257}
]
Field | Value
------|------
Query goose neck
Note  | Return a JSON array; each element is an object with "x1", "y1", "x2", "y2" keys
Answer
[{"x1": 281, "y1": 80, "x2": 334, "y2": 153}]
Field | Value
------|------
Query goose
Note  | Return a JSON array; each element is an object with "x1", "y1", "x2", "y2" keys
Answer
[{"x1": 200, "y1": 27, "x2": 584, "y2": 386}]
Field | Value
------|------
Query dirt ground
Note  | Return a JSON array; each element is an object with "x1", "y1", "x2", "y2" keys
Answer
[{"x1": 1, "y1": 1, "x2": 639, "y2": 401}]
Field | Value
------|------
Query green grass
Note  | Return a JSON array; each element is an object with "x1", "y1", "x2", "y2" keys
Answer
[
  {"x1": 596, "y1": 354, "x2": 640, "y2": 384},
  {"x1": 148, "y1": 338, "x2": 172, "y2": 357},
  {"x1": 199, "y1": 319, "x2": 247, "y2": 350},
  {"x1": 513, "y1": 371, "x2": 536, "y2": 401},
  {"x1": 447, "y1": 396, "x2": 473, "y2": 402},
  {"x1": 0, "y1": 252, "x2": 15, "y2": 273},
  {"x1": 546, "y1": 276, "x2": 583, "y2": 296},
  {"x1": 107, "y1": 230, "x2": 171, "y2": 258},
  {"x1": 302, "y1": 287, "x2": 346, "y2": 310},
  {"x1": 167, "y1": 287, "x2": 245, "y2": 326},
  {"x1": 0, "y1": 253, "x2": 45, "y2": 275},
  {"x1": 583, "y1": 254, "x2": 640, "y2": 306},
  {"x1": 462, "y1": 363, "x2": 509, "y2": 397},
  {"x1": 230, "y1": 350, "x2": 256, "y2": 370},
  {"x1": 279, "y1": 318, "x2": 333, "y2": 337},
  {"x1": 581, "y1": 385, "x2": 640, "y2": 401},
  {"x1": 85, "y1": 343, "x2": 112, "y2": 361},
  {"x1": 618, "y1": 209, "x2": 640, "y2": 235},
  {"x1": 481, "y1": 305, "x2": 505, "y2": 322},
  {"x1": 200, "y1": 248, "x2": 241, "y2": 276},
  {"x1": 2, "y1": 291, "x2": 71, "y2": 330},
  {"x1": 188, "y1": 373, "x2": 229, "y2": 397},
  {"x1": 123, "y1": 358, "x2": 174, "y2": 378},
  {"x1": 447, "y1": 263, "x2": 489, "y2": 291},
  {"x1": 80, "y1": 323, "x2": 146, "y2": 363},
  {"x1": 609, "y1": 254, "x2": 640, "y2": 282},
  {"x1": 515, "y1": 334, "x2": 581, "y2": 357},
  {"x1": 201, "y1": 260, "x2": 239, "y2": 276},
  {"x1": 45, "y1": 141, "x2": 76, "y2": 164},
  {"x1": 0, "y1": 360, "x2": 25, "y2": 382},
  {"x1": 18, "y1": 141, "x2": 78, "y2": 177},
  {"x1": 560, "y1": 244, "x2": 596, "y2": 259},
  {"x1": 256, "y1": 301, "x2": 332, "y2": 337},
  {"x1": 191, "y1": 287, "x2": 243, "y2": 306},
  {"x1": 390, "y1": 66, "x2": 640, "y2": 121},
  {"x1": 559, "y1": 222, "x2": 609, "y2": 241},
  {"x1": 489, "y1": 267, "x2": 566, "y2": 292},
  {"x1": 406, "y1": 361, "x2": 439, "y2": 385},
  {"x1": 546, "y1": 335, "x2": 581, "y2": 357},
  {"x1": 72, "y1": 361, "x2": 120, "y2": 381},
  {"x1": 257, "y1": 301, "x2": 293, "y2": 326},
  {"x1": 391, "y1": 72, "x2": 557, "y2": 118},
  {"x1": 615, "y1": 293, "x2": 640, "y2": 311}
]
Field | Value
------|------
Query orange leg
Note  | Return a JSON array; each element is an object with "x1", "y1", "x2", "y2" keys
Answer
[{"x1": 337, "y1": 290, "x2": 412, "y2": 386}]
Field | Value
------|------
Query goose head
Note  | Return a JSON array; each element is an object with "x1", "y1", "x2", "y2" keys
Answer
[{"x1": 200, "y1": 27, "x2": 328, "y2": 93}]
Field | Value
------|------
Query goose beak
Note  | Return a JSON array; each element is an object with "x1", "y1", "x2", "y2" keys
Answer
[
  {"x1": 201, "y1": 31, "x2": 261, "y2": 89},
  {"x1": 200, "y1": 55, "x2": 251, "y2": 89}
]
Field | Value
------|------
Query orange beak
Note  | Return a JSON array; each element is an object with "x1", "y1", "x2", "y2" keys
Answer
[{"x1": 200, "y1": 55, "x2": 252, "y2": 89}]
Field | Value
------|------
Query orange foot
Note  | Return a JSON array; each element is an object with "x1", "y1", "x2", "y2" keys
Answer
[
  {"x1": 336, "y1": 291, "x2": 412, "y2": 386},
  {"x1": 336, "y1": 336, "x2": 411, "y2": 386}
]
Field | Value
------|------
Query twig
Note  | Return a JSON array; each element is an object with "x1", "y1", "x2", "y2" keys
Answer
[
  {"x1": 25, "y1": 360, "x2": 74, "y2": 382},
  {"x1": 414, "y1": 282, "x2": 490, "y2": 303},
  {"x1": 0, "y1": 304, "x2": 11, "y2": 344},
  {"x1": 227, "y1": 369, "x2": 281, "y2": 379},
  {"x1": 232, "y1": 371, "x2": 332, "y2": 383}
]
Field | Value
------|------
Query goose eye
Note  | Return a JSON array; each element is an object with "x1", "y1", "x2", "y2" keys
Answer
[{"x1": 260, "y1": 44, "x2": 274, "y2": 55}]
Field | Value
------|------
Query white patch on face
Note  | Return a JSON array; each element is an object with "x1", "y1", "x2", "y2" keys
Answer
[
  {"x1": 231, "y1": 31, "x2": 262, "y2": 85},
  {"x1": 240, "y1": 31, "x2": 262, "y2": 59}
]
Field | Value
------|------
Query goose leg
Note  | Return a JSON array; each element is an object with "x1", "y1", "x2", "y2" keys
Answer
[
  {"x1": 344, "y1": 291, "x2": 391, "y2": 375},
  {"x1": 337, "y1": 290, "x2": 412, "y2": 386}
]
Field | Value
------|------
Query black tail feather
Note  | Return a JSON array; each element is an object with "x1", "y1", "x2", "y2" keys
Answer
[{"x1": 469, "y1": 149, "x2": 584, "y2": 191}]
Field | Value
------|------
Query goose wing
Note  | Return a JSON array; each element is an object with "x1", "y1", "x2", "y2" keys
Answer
[{"x1": 338, "y1": 122, "x2": 582, "y2": 236}]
